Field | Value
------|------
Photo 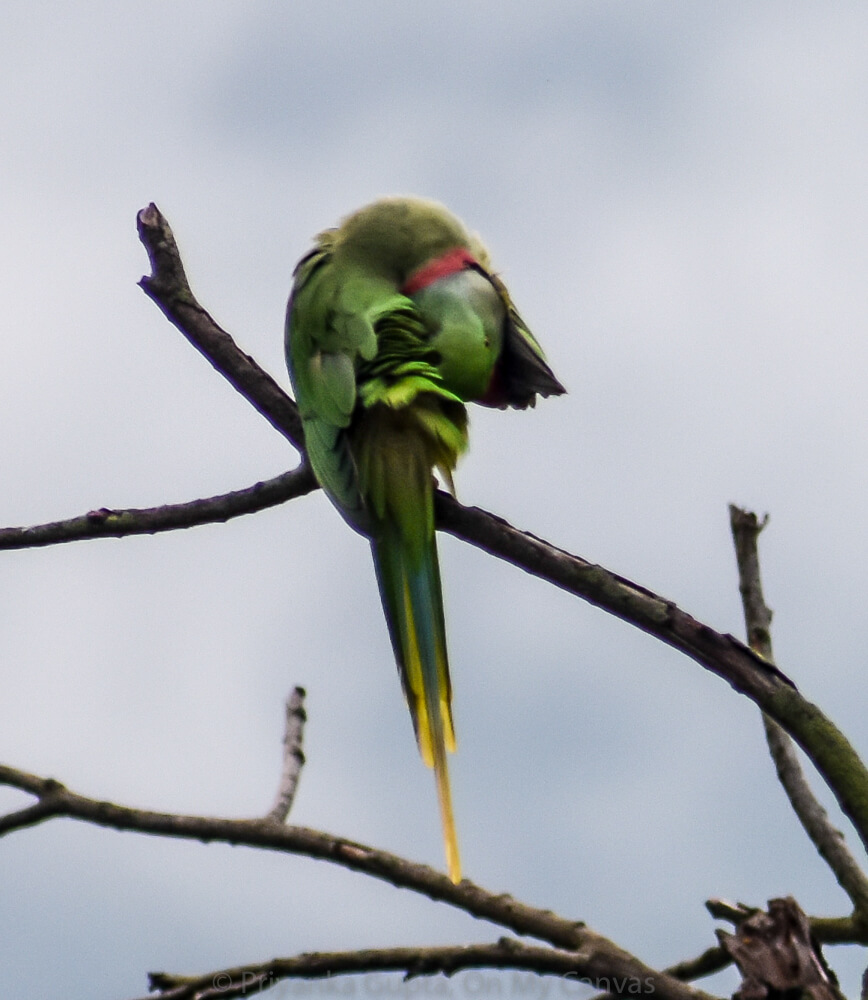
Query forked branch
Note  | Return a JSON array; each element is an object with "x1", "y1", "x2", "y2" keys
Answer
[{"x1": 729, "y1": 506, "x2": 868, "y2": 919}]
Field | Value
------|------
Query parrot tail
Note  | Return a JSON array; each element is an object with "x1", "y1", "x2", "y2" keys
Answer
[
  {"x1": 373, "y1": 522, "x2": 461, "y2": 884},
  {"x1": 353, "y1": 399, "x2": 466, "y2": 884}
]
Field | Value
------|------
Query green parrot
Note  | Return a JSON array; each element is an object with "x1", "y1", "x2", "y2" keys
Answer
[{"x1": 285, "y1": 196, "x2": 565, "y2": 882}]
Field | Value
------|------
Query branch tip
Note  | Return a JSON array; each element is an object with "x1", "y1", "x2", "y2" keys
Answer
[
  {"x1": 136, "y1": 202, "x2": 306, "y2": 449},
  {"x1": 267, "y1": 687, "x2": 308, "y2": 823}
]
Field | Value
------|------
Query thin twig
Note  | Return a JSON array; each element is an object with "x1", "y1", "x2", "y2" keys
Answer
[
  {"x1": 0, "y1": 466, "x2": 316, "y2": 550},
  {"x1": 706, "y1": 898, "x2": 756, "y2": 924},
  {"x1": 266, "y1": 686, "x2": 307, "y2": 823},
  {"x1": 138, "y1": 939, "x2": 664, "y2": 1000},
  {"x1": 663, "y1": 946, "x2": 731, "y2": 983},
  {"x1": 729, "y1": 505, "x2": 868, "y2": 917},
  {"x1": 137, "y1": 203, "x2": 305, "y2": 450}
]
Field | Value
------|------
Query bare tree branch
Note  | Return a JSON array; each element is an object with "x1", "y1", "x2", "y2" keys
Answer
[
  {"x1": 728, "y1": 506, "x2": 773, "y2": 655},
  {"x1": 706, "y1": 899, "x2": 867, "y2": 947},
  {"x1": 435, "y1": 496, "x2": 868, "y2": 863},
  {"x1": 0, "y1": 761, "x2": 714, "y2": 1000},
  {"x1": 136, "y1": 203, "x2": 305, "y2": 450},
  {"x1": 1, "y1": 754, "x2": 864, "y2": 1000},
  {"x1": 729, "y1": 505, "x2": 868, "y2": 917},
  {"x1": 591, "y1": 944, "x2": 733, "y2": 1000},
  {"x1": 0, "y1": 466, "x2": 316, "y2": 550},
  {"x1": 139, "y1": 938, "x2": 682, "y2": 1000},
  {"x1": 266, "y1": 686, "x2": 307, "y2": 823},
  {"x1": 706, "y1": 898, "x2": 757, "y2": 924},
  {"x1": 663, "y1": 946, "x2": 731, "y2": 984}
]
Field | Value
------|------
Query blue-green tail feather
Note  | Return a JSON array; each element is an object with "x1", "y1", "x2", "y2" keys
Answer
[{"x1": 370, "y1": 488, "x2": 460, "y2": 883}]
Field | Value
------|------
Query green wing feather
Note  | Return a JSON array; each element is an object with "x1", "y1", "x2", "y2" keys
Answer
[
  {"x1": 287, "y1": 242, "x2": 409, "y2": 524},
  {"x1": 484, "y1": 270, "x2": 567, "y2": 408}
]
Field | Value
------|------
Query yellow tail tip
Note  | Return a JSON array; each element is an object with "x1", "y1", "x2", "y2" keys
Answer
[
  {"x1": 433, "y1": 745, "x2": 461, "y2": 883},
  {"x1": 446, "y1": 840, "x2": 462, "y2": 884}
]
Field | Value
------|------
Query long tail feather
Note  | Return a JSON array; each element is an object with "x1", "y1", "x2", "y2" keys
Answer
[
  {"x1": 373, "y1": 527, "x2": 461, "y2": 883},
  {"x1": 354, "y1": 398, "x2": 465, "y2": 884},
  {"x1": 404, "y1": 559, "x2": 460, "y2": 883}
]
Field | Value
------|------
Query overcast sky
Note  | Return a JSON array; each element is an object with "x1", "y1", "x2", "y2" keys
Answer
[{"x1": 3, "y1": 3, "x2": 868, "y2": 998}]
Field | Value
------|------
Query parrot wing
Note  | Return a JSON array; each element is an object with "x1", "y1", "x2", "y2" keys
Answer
[
  {"x1": 286, "y1": 241, "x2": 408, "y2": 526},
  {"x1": 483, "y1": 270, "x2": 567, "y2": 409}
]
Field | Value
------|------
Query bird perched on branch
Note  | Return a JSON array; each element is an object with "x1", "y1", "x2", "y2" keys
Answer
[{"x1": 285, "y1": 196, "x2": 565, "y2": 882}]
